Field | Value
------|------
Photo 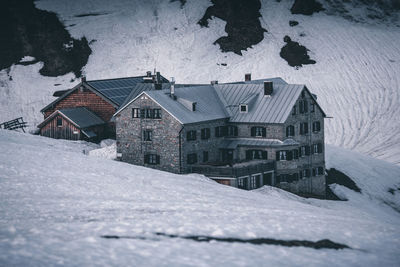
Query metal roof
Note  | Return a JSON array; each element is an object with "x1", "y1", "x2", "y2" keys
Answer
[
  {"x1": 214, "y1": 83, "x2": 305, "y2": 123},
  {"x1": 59, "y1": 107, "x2": 105, "y2": 128},
  {"x1": 144, "y1": 86, "x2": 229, "y2": 124},
  {"x1": 227, "y1": 77, "x2": 288, "y2": 85},
  {"x1": 220, "y1": 138, "x2": 299, "y2": 149},
  {"x1": 115, "y1": 83, "x2": 208, "y2": 116},
  {"x1": 86, "y1": 76, "x2": 165, "y2": 106}
]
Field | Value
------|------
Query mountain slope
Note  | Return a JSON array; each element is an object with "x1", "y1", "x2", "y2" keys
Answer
[
  {"x1": 0, "y1": 130, "x2": 399, "y2": 266},
  {"x1": 0, "y1": 0, "x2": 399, "y2": 165}
]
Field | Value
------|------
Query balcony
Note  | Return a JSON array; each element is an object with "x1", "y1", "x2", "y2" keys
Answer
[{"x1": 188, "y1": 160, "x2": 275, "y2": 178}]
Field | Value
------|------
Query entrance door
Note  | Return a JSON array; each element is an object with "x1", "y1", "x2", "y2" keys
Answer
[{"x1": 263, "y1": 173, "x2": 272, "y2": 186}]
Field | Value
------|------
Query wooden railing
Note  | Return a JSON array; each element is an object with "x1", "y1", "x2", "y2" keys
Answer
[{"x1": 0, "y1": 117, "x2": 27, "y2": 132}]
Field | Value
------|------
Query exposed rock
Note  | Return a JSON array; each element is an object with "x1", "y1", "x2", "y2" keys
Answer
[
  {"x1": 279, "y1": 36, "x2": 316, "y2": 68},
  {"x1": 291, "y1": 0, "x2": 325, "y2": 15}
]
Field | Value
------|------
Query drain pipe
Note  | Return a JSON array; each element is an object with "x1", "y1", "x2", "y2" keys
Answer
[{"x1": 178, "y1": 126, "x2": 184, "y2": 173}]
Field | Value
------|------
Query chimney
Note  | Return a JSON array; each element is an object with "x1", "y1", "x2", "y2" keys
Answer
[
  {"x1": 170, "y1": 77, "x2": 175, "y2": 98},
  {"x1": 146, "y1": 71, "x2": 152, "y2": 77},
  {"x1": 81, "y1": 76, "x2": 86, "y2": 82},
  {"x1": 245, "y1": 73, "x2": 251, "y2": 81},
  {"x1": 210, "y1": 80, "x2": 218, "y2": 85},
  {"x1": 264, "y1": 81, "x2": 273, "y2": 96},
  {"x1": 156, "y1": 72, "x2": 161, "y2": 84}
]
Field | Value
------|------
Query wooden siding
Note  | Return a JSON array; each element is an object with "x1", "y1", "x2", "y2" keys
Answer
[
  {"x1": 40, "y1": 115, "x2": 81, "y2": 140},
  {"x1": 44, "y1": 88, "x2": 116, "y2": 123}
]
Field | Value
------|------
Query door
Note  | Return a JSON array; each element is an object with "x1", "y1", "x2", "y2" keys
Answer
[{"x1": 263, "y1": 173, "x2": 272, "y2": 186}]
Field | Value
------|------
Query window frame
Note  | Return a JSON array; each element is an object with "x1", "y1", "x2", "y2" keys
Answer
[
  {"x1": 132, "y1": 108, "x2": 140, "y2": 118},
  {"x1": 56, "y1": 117, "x2": 63, "y2": 127},
  {"x1": 240, "y1": 104, "x2": 248, "y2": 113},
  {"x1": 201, "y1": 128, "x2": 210, "y2": 139},
  {"x1": 286, "y1": 125, "x2": 295, "y2": 137},
  {"x1": 143, "y1": 129, "x2": 153, "y2": 141},
  {"x1": 187, "y1": 130, "x2": 197, "y2": 141}
]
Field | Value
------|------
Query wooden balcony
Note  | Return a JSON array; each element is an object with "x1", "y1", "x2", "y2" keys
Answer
[{"x1": 188, "y1": 160, "x2": 275, "y2": 178}]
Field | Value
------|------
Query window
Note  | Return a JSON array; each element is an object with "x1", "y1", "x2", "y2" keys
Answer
[
  {"x1": 154, "y1": 109, "x2": 162, "y2": 119},
  {"x1": 144, "y1": 154, "x2": 160, "y2": 165},
  {"x1": 215, "y1": 126, "x2": 227, "y2": 137},
  {"x1": 292, "y1": 106, "x2": 297, "y2": 116},
  {"x1": 278, "y1": 151, "x2": 287, "y2": 161},
  {"x1": 203, "y1": 151, "x2": 209, "y2": 162},
  {"x1": 299, "y1": 146, "x2": 310, "y2": 157},
  {"x1": 132, "y1": 108, "x2": 140, "y2": 118},
  {"x1": 56, "y1": 117, "x2": 62, "y2": 127},
  {"x1": 303, "y1": 169, "x2": 311, "y2": 178},
  {"x1": 250, "y1": 176, "x2": 257, "y2": 189},
  {"x1": 240, "y1": 104, "x2": 248, "y2": 113},
  {"x1": 246, "y1": 150, "x2": 267, "y2": 160},
  {"x1": 286, "y1": 125, "x2": 295, "y2": 137},
  {"x1": 227, "y1": 126, "x2": 238, "y2": 136},
  {"x1": 300, "y1": 122, "x2": 308, "y2": 135},
  {"x1": 187, "y1": 130, "x2": 197, "y2": 141},
  {"x1": 299, "y1": 100, "x2": 308, "y2": 113},
  {"x1": 140, "y1": 109, "x2": 146, "y2": 118},
  {"x1": 251, "y1": 126, "x2": 266, "y2": 137},
  {"x1": 317, "y1": 166, "x2": 324, "y2": 175},
  {"x1": 301, "y1": 90, "x2": 305, "y2": 98},
  {"x1": 312, "y1": 121, "x2": 321, "y2": 132},
  {"x1": 311, "y1": 143, "x2": 323, "y2": 154},
  {"x1": 293, "y1": 149, "x2": 299, "y2": 159},
  {"x1": 146, "y1": 109, "x2": 154, "y2": 118},
  {"x1": 311, "y1": 103, "x2": 315, "y2": 113},
  {"x1": 143, "y1": 130, "x2": 152, "y2": 141},
  {"x1": 237, "y1": 177, "x2": 248, "y2": 189},
  {"x1": 201, "y1": 128, "x2": 210, "y2": 139},
  {"x1": 187, "y1": 153, "x2": 197, "y2": 164}
]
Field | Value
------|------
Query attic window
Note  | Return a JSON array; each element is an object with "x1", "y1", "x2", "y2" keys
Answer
[
  {"x1": 240, "y1": 104, "x2": 248, "y2": 113},
  {"x1": 57, "y1": 117, "x2": 62, "y2": 127}
]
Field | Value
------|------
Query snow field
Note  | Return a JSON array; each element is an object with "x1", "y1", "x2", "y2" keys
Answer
[{"x1": 0, "y1": 130, "x2": 399, "y2": 266}]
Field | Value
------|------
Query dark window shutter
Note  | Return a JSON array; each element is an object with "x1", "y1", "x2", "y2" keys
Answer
[
  {"x1": 262, "y1": 151, "x2": 267, "y2": 159},
  {"x1": 287, "y1": 150, "x2": 293, "y2": 161},
  {"x1": 262, "y1": 127, "x2": 266, "y2": 137},
  {"x1": 156, "y1": 155, "x2": 160, "y2": 164},
  {"x1": 306, "y1": 169, "x2": 311, "y2": 177},
  {"x1": 234, "y1": 126, "x2": 238, "y2": 136},
  {"x1": 304, "y1": 100, "x2": 308, "y2": 113},
  {"x1": 246, "y1": 150, "x2": 252, "y2": 160},
  {"x1": 304, "y1": 123, "x2": 308, "y2": 134},
  {"x1": 144, "y1": 154, "x2": 149, "y2": 164},
  {"x1": 251, "y1": 127, "x2": 256, "y2": 137},
  {"x1": 298, "y1": 147, "x2": 302, "y2": 157},
  {"x1": 186, "y1": 132, "x2": 190, "y2": 140},
  {"x1": 201, "y1": 129, "x2": 204, "y2": 139},
  {"x1": 193, "y1": 131, "x2": 197, "y2": 140},
  {"x1": 312, "y1": 168, "x2": 316, "y2": 176},
  {"x1": 293, "y1": 149, "x2": 298, "y2": 159},
  {"x1": 276, "y1": 175, "x2": 280, "y2": 183},
  {"x1": 311, "y1": 145, "x2": 315, "y2": 154},
  {"x1": 276, "y1": 151, "x2": 280, "y2": 161},
  {"x1": 318, "y1": 143, "x2": 322, "y2": 153},
  {"x1": 299, "y1": 171, "x2": 303, "y2": 179},
  {"x1": 286, "y1": 126, "x2": 289, "y2": 137},
  {"x1": 305, "y1": 146, "x2": 310, "y2": 156}
]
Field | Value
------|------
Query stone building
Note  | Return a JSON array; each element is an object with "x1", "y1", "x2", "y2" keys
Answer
[{"x1": 114, "y1": 75, "x2": 327, "y2": 197}]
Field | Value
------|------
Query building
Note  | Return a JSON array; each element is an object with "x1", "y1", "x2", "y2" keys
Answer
[
  {"x1": 114, "y1": 75, "x2": 327, "y2": 197},
  {"x1": 38, "y1": 71, "x2": 169, "y2": 141},
  {"x1": 37, "y1": 107, "x2": 106, "y2": 141}
]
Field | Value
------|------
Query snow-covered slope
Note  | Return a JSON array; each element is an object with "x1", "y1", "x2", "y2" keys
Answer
[
  {"x1": 1, "y1": 130, "x2": 400, "y2": 266},
  {"x1": 1, "y1": 0, "x2": 399, "y2": 165}
]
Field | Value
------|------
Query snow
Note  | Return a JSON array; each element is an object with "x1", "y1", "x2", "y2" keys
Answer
[
  {"x1": 88, "y1": 139, "x2": 117, "y2": 160},
  {"x1": 1, "y1": 130, "x2": 399, "y2": 266},
  {"x1": 0, "y1": 0, "x2": 399, "y2": 165}
]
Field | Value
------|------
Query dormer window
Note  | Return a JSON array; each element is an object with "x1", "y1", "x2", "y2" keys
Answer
[{"x1": 240, "y1": 104, "x2": 248, "y2": 113}]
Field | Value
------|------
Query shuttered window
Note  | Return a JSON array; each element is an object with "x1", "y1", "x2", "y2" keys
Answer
[
  {"x1": 299, "y1": 100, "x2": 308, "y2": 113},
  {"x1": 187, "y1": 130, "x2": 197, "y2": 141},
  {"x1": 300, "y1": 122, "x2": 308, "y2": 135},
  {"x1": 203, "y1": 151, "x2": 209, "y2": 162},
  {"x1": 201, "y1": 128, "x2": 210, "y2": 139},
  {"x1": 227, "y1": 126, "x2": 238, "y2": 136},
  {"x1": 286, "y1": 125, "x2": 295, "y2": 137},
  {"x1": 251, "y1": 127, "x2": 266, "y2": 137},
  {"x1": 143, "y1": 130, "x2": 152, "y2": 141},
  {"x1": 56, "y1": 117, "x2": 62, "y2": 127},
  {"x1": 312, "y1": 121, "x2": 321, "y2": 132},
  {"x1": 246, "y1": 150, "x2": 267, "y2": 160},
  {"x1": 132, "y1": 108, "x2": 140, "y2": 118}
]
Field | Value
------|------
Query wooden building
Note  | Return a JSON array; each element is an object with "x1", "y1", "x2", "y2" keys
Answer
[{"x1": 38, "y1": 107, "x2": 106, "y2": 142}]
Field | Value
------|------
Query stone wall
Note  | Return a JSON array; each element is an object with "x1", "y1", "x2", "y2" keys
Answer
[{"x1": 116, "y1": 93, "x2": 182, "y2": 173}]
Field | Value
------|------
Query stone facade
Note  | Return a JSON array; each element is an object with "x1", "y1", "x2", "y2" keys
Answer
[
  {"x1": 115, "y1": 86, "x2": 326, "y2": 198},
  {"x1": 116, "y1": 94, "x2": 182, "y2": 173},
  {"x1": 278, "y1": 88, "x2": 326, "y2": 197}
]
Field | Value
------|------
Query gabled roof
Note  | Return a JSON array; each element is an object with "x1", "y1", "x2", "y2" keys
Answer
[
  {"x1": 118, "y1": 86, "x2": 229, "y2": 124},
  {"x1": 214, "y1": 83, "x2": 307, "y2": 123},
  {"x1": 115, "y1": 83, "x2": 208, "y2": 116},
  {"x1": 38, "y1": 107, "x2": 105, "y2": 129},
  {"x1": 41, "y1": 75, "x2": 169, "y2": 113}
]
